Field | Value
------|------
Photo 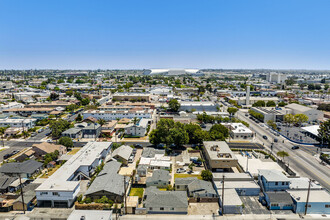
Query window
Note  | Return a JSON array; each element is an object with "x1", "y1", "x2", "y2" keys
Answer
[
  {"x1": 282, "y1": 182, "x2": 285, "y2": 185},
  {"x1": 149, "y1": 207, "x2": 153, "y2": 211},
  {"x1": 160, "y1": 207, "x2": 164, "y2": 210},
  {"x1": 325, "y1": 205, "x2": 330, "y2": 208},
  {"x1": 52, "y1": 192, "x2": 59, "y2": 196},
  {"x1": 275, "y1": 182, "x2": 278, "y2": 185},
  {"x1": 170, "y1": 208, "x2": 174, "y2": 210},
  {"x1": 271, "y1": 203, "x2": 279, "y2": 207},
  {"x1": 40, "y1": 192, "x2": 48, "y2": 195}
]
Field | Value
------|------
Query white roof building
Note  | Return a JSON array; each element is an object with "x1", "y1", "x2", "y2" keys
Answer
[{"x1": 36, "y1": 142, "x2": 112, "y2": 208}]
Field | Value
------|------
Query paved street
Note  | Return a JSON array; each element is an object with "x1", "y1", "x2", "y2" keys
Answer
[{"x1": 237, "y1": 110, "x2": 330, "y2": 190}]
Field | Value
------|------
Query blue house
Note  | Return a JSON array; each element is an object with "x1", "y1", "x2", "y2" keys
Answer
[
  {"x1": 263, "y1": 191, "x2": 294, "y2": 210},
  {"x1": 288, "y1": 190, "x2": 330, "y2": 214},
  {"x1": 258, "y1": 169, "x2": 290, "y2": 192}
]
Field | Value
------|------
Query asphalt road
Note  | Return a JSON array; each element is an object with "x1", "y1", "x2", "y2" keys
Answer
[
  {"x1": 237, "y1": 110, "x2": 330, "y2": 190},
  {"x1": 29, "y1": 128, "x2": 51, "y2": 141}
]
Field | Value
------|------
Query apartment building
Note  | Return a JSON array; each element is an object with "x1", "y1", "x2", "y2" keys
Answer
[
  {"x1": 83, "y1": 109, "x2": 153, "y2": 121},
  {"x1": 36, "y1": 142, "x2": 112, "y2": 208},
  {"x1": 203, "y1": 141, "x2": 238, "y2": 171}
]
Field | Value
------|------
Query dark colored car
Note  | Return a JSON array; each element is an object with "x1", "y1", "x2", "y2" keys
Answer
[
  {"x1": 274, "y1": 138, "x2": 278, "y2": 143},
  {"x1": 292, "y1": 145, "x2": 300, "y2": 150},
  {"x1": 262, "y1": 135, "x2": 268, "y2": 140},
  {"x1": 3, "y1": 153, "x2": 12, "y2": 160}
]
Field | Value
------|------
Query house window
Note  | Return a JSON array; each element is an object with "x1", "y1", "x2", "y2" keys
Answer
[
  {"x1": 52, "y1": 192, "x2": 59, "y2": 196},
  {"x1": 282, "y1": 182, "x2": 285, "y2": 185},
  {"x1": 160, "y1": 207, "x2": 164, "y2": 210},
  {"x1": 149, "y1": 207, "x2": 153, "y2": 211},
  {"x1": 271, "y1": 203, "x2": 279, "y2": 207},
  {"x1": 325, "y1": 205, "x2": 330, "y2": 208},
  {"x1": 40, "y1": 192, "x2": 48, "y2": 195},
  {"x1": 275, "y1": 182, "x2": 278, "y2": 185},
  {"x1": 177, "y1": 186, "x2": 180, "y2": 189},
  {"x1": 170, "y1": 208, "x2": 174, "y2": 210}
]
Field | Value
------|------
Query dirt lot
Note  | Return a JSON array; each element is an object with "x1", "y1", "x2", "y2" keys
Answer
[{"x1": 188, "y1": 202, "x2": 219, "y2": 215}]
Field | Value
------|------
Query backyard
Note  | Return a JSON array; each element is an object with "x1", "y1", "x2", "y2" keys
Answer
[{"x1": 129, "y1": 187, "x2": 144, "y2": 199}]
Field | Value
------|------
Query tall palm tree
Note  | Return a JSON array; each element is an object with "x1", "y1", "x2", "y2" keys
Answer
[{"x1": 132, "y1": 117, "x2": 139, "y2": 136}]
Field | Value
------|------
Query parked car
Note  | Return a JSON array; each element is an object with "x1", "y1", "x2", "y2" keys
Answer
[
  {"x1": 3, "y1": 154, "x2": 12, "y2": 160},
  {"x1": 38, "y1": 128, "x2": 44, "y2": 133},
  {"x1": 176, "y1": 168, "x2": 186, "y2": 173},
  {"x1": 262, "y1": 135, "x2": 268, "y2": 140},
  {"x1": 31, "y1": 132, "x2": 37, "y2": 137},
  {"x1": 274, "y1": 138, "x2": 278, "y2": 143},
  {"x1": 128, "y1": 155, "x2": 134, "y2": 163},
  {"x1": 245, "y1": 113, "x2": 249, "y2": 117},
  {"x1": 132, "y1": 148, "x2": 137, "y2": 154},
  {"x1": 47, "y1": 139, "x2": 53, "y2": 143},
  {"x1": 292, "y1": 145, "x2": 300, "y2": 150}
]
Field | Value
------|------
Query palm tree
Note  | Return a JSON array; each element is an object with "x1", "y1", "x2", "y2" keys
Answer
[
  {"x1": 132, "y1": 117, "x2": 139, "y2": 136},
  {"x1": 0, "y1": 127, "x2": 8, "y2": 148},
  {"x1": 98, "y1": 119, "x2": 106, "y2": 126}
]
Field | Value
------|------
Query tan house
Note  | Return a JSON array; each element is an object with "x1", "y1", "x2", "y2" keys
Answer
[
  {"x1": 32, "y1": 142, "x2": 67, "y2": 158},
  {"x1": 203, "y1": 141, "x2": 238, "y2": 171}
]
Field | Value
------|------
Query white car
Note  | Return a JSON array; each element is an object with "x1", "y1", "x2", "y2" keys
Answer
[
  {"x1": 47, "y1": 139, "x2": 53, "y2": 143},
  {"x1": 176, "y1": 168, "x2": 186, "y2": 173}
]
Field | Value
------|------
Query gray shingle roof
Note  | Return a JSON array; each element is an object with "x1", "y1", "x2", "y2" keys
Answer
[
  {"x1": 0, "y1": 160, "x2": 43, "y2": 175},
  {"x1": 175, "y1": 177, "x2": 217, "y2": 195},
  {"x1": 85, "y1": 161, "x2": 128, "y2": 197},
  {"x1": 146, "y1": 170, "x2": 171, "y2": 184},
  {"x1": 267, "y1": 191, "x2": 293, "y2": 204},
  {"x1": 141, "y1": 148, "x2": 165, "y2": 158},
  {"x1": 145, "y1": 186, "x2": 188, "y2": 209},
  {"x1": 0, "y1": 175, "x2": 17, "y2": 190},
  {"x1": 112, "y1": 145, "x2": 133, "y2": 161}
]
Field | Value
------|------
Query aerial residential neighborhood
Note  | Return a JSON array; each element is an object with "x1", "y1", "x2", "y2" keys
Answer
[{"x1": 0, "y1": 69, "x2": 327, "y2": 220}]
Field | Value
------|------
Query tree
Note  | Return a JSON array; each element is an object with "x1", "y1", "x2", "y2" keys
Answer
[
  {"x1": 81, "y1": 98, "x2": 90, "y2": 106},
  {"x1": 201, "y1": 170, "x2": 212, "y2": 181},
  {"x1": 267, "y1": 120, "x2": 277, "y2": 130},
  {"x1": 227, "y1": 107, "x2": 238, "y2": 117},
  {"x1": 49, "y1": 92, "x2": 59, "y2": 101},
  {"x1": 318, "y1": 119, "x2": 330, "y2": 148},
  {"x1": 168, "y1": 99, "x2": 181, "y2": 112},
  {"x1": 97, "y1": 118, "x2": 106, "y2": 126},
  {"x1": 266, "y1": 101, "x2": 276, "y2": 107},
  {"x1": 278, "y1": 101, "x2": 287, "y2": 107},
  {"x1": 184, "y1": 123, "x2": 208, "y2": 144},
  {"x1": 209, "y1": 124, "x2": 229, "y2": 141},
  {"x1": 284, "y1": 114, "x2": 295, "y2": 127},
  {"x1": 76, "y1": 114, "x2": 83, "y2": 122},
  {"x1": 277, "y1": 151, "x2": 289, "y2": 161},
  {"x1": 0, "y1": 127, "x2": 8, "y2": 147},
  {"x1": 49, "y1": 119, "x2": 72, "y2": 139},
  {"x1": 188, "y1": 162, "x2": 195, "y2": 172},
  {"x1": 59, "y1": 136, "x2": 73, "y2": 149},
  {"x1": 252, "y1": 100, "x2": 266, "y2": 107},
  {"x1": 294, "y1": 114, "x2": 308, "y2": 127}
]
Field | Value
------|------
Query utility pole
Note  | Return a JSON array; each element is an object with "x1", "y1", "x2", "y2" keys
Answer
[
  {"x1": 221, "y1": 174, "x2": 225, "y2": 215},
  {"x1": 304, "y1": 178, "x2": 312, "y2": 215},
  {"x1": 123, "y1": 176, "x2": 127, "y2": 215},
  {"x1": 19, "y1": 174, "x2": 25, "y2": 214},
  {"x1": 246, "y1": 155, "x2": 249, "y2": 172}
]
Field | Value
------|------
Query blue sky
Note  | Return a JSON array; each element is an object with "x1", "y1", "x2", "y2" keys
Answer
[{"x1": 1, "y1": 0, "x2": 330, "y2": 69}]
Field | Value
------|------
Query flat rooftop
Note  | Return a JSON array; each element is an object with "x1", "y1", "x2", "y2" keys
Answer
[
  {"x1": 287, "y1": 189, "x2": 330, "y2": 203},
  {"x1": 203, "y1": 141, "x2": 237, "y2": 160},
  {"x1": 36, "y1": 141, "x2": 112, "y2": 192}
]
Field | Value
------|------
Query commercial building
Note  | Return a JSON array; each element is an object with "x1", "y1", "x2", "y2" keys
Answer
[
  {"x1": 221, "y1": 123, "x2": 253, "y2": 140},
  {"x1": 203, "y1": 141, "x2": 238, "y2": 171},
  {"x1": 113, "y1": 92, "x2": 150, "y2": 102},
  {"x1": 258, "y1": 169, "x2": 290, "y2": 192},
  {"x1": 288, "y1": 189, "x2": 330, "y2": 214},
  {"x1": 36, "y1": 142, "x2": 112, "y2": 208},
  {"x1": 143, "y1": 68, "x2": 203, "y2": 76},
  {"x1": 250, "y1": 107, "x2": 287, "y2": 123},
  {"x1": 179, "y1": 101, "x2": 218, "y2": 112},
  {"x1": 286, "y1": 103, "x2": 324, "y2": 122},
  {"x1": 0, "y1": 102, "x2": 24, "y2": 113},
  {"x1": 83, "y1": 109, "x2": 153, "y2": 121},
  {"x1": 266, "y1": 72, "x2": 287, "y2": 84},
  {"x1": 228, "y1": 96, "x2": 279, "y2": 106},
  {"x1": 0, "y1": 118, "x2": 36, "y2": 129},
  {"x1": 3, "y1": 108, "x2": 53, "y2": 116}
]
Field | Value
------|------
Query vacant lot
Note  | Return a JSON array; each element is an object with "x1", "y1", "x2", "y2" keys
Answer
[{"x1": 188, "y1": 202, "x2": 219, "y2": 215}]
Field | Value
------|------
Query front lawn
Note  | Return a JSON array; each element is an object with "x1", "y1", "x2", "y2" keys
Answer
[
  {"x1": 174, "y1": 174, "x2": 202, "y2": 180},
  {"x1": 129, "y1": 187, "x2": 144, "y2": 199}
]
